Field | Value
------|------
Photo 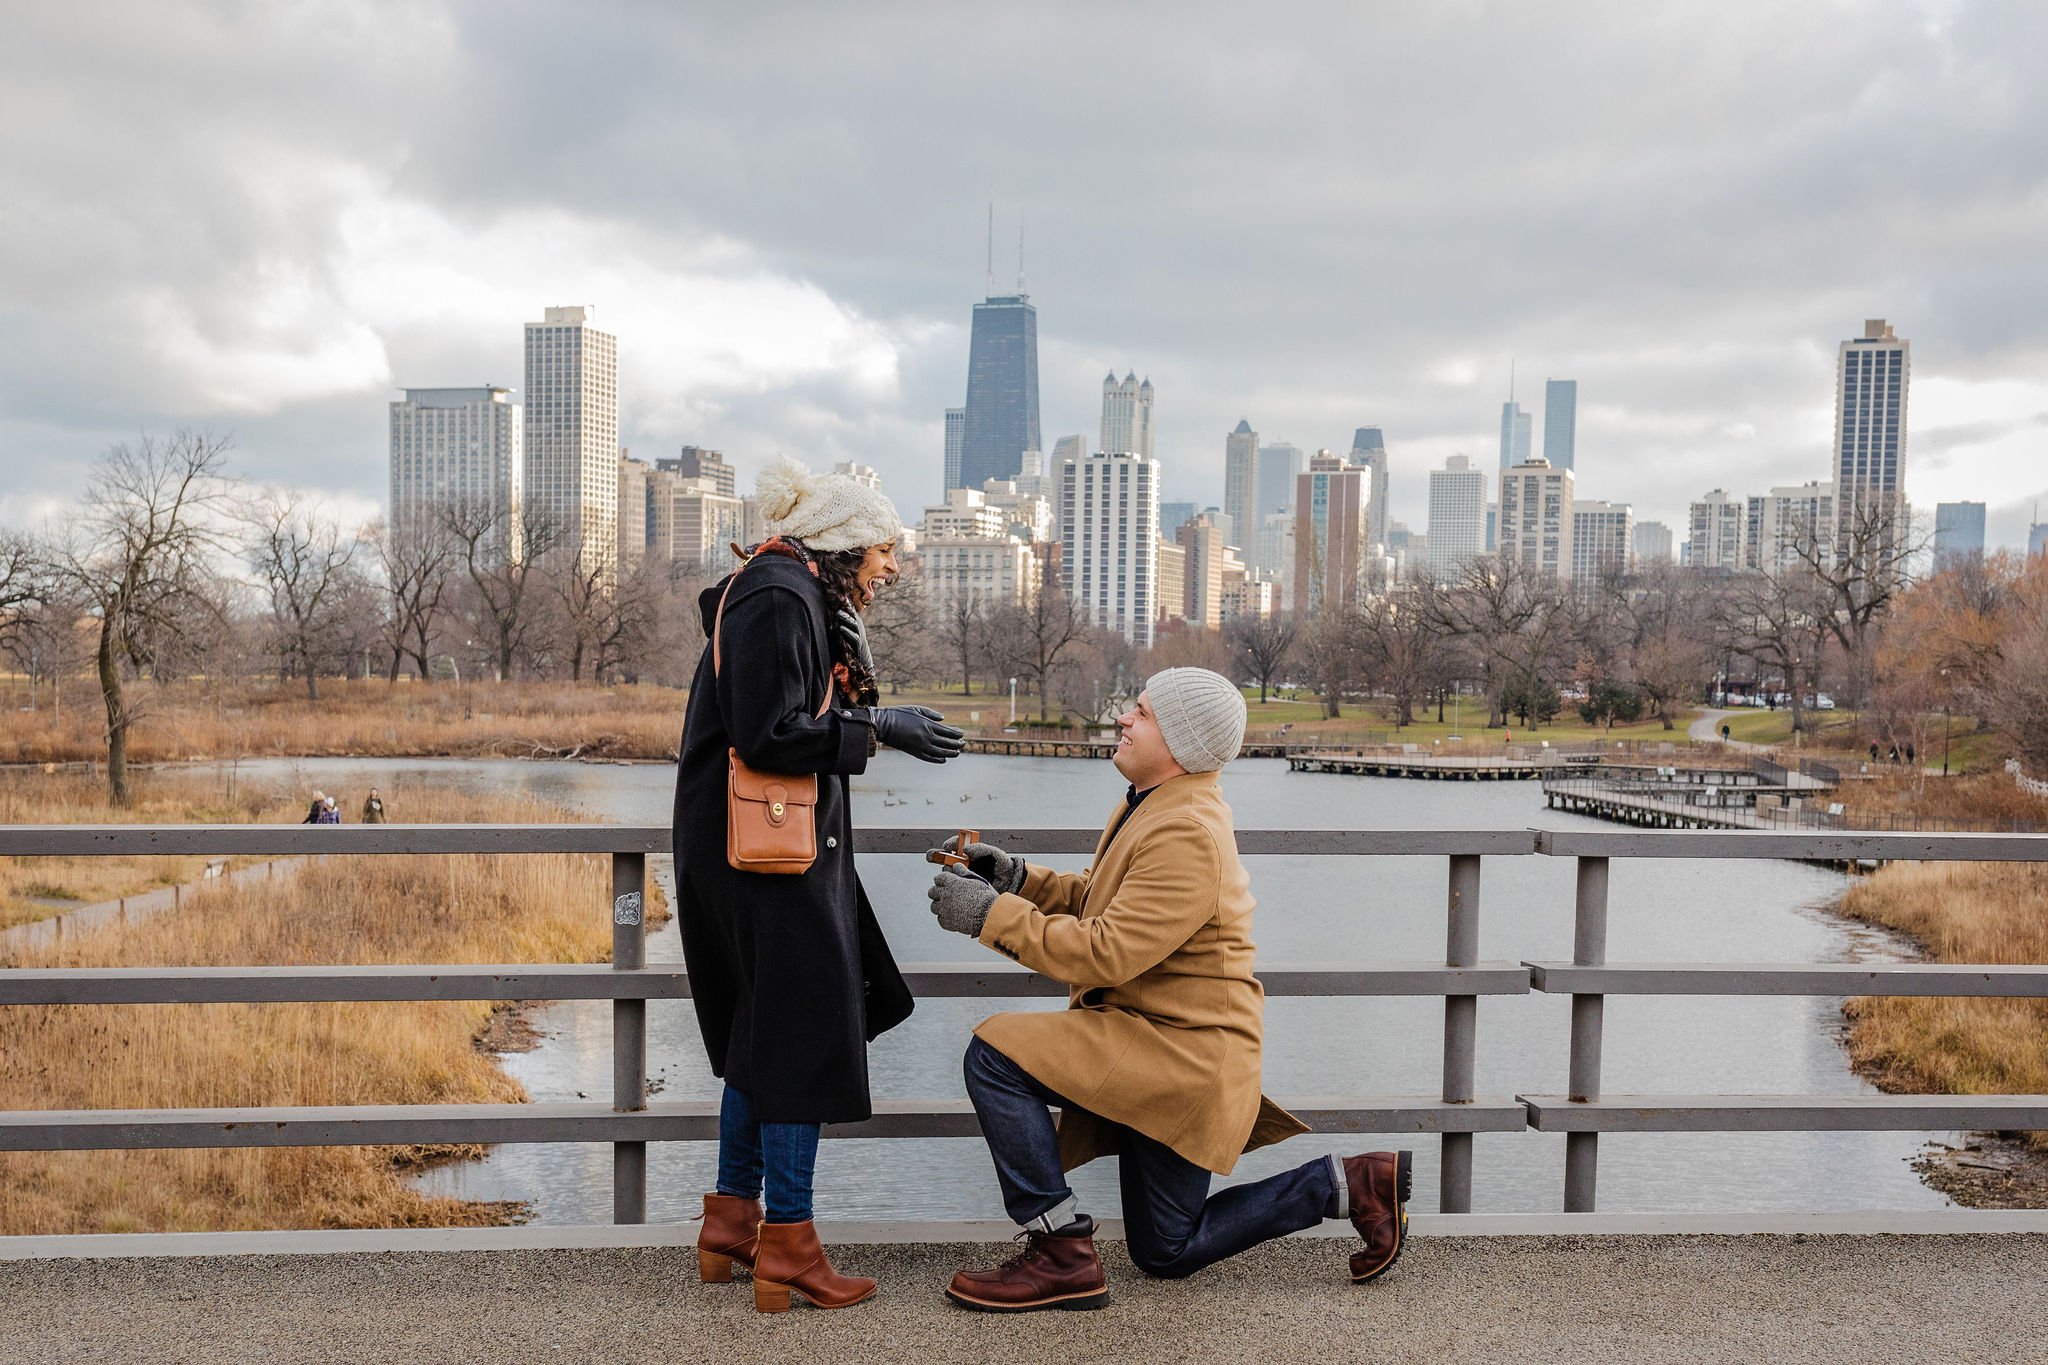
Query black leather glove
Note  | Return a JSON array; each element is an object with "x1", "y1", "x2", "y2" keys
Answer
[
  {"x1": 871, "y1": 705, "x2": 966, "y2": 764},
  {"x1": 927, "y1": 865, "x2": 999, "y2": 936},
  {"x1": 937, "y1": 834, "x2": 1026, "y2": 894}
]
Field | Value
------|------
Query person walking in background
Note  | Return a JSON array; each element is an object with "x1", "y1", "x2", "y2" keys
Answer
[
  {"x1": 926, "y1": 667, "x2": 1410, "y2": 1312},
  {"x1": 673, "y1": 457, "x2": 964, "y2": 1314},
  {"x1": 361, "y1": 788, "x2": 387, "y2": 824},
  {"x1": 301, "y1": 791, "x2": 328, "y2": 824},
  {"x1": 315, "y1": 795, "x2": 341, "y2": 824}
]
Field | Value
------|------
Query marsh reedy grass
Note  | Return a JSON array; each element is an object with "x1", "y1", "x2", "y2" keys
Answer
[
  {"x1": 0, "y1": 786, "x2": 628, "y2": 1233},
  {"x1": 1837, "y1": 781, "x2": 2048, "y2": 1149}
]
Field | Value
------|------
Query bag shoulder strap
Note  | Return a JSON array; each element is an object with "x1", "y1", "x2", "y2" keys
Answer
[{"x1": 712, "y1": 562, "x2": 834, "y2": 719}]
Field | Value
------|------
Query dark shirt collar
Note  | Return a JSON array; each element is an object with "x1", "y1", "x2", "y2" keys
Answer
[{"x1": 1125, "y1": 783, "x2": 1152, "y2": 810}]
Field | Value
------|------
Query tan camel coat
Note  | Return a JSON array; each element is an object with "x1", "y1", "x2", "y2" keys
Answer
[{"x1": 972, "y1": 770, "x2": 1309, "y2": 1175}]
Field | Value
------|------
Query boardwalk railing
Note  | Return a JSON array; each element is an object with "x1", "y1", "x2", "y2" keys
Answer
[{"x1": 2, "y1": 824, "x2": 2046, "y2": 1229}]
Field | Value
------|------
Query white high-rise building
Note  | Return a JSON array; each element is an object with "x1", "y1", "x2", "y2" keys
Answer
[
  {"x1": 833, "y1": 461, "x2": 882, "y2": 491},
  {"x1": 920, "y1": 536, "x2": 1039, "y2": 612},
  {"x1": 922, "y1": 487, "x2": 1009, "y2": 539},
  {"x1": 1632, "y1": 521, "x2": 1674, "y2": 565},
  {"x1": 1257, "y1": 511, "x2": 1295, "y2": 588},
  {"x1": 1571, "y1": 500, "x2": 1633, "y2": 580},
  {"x1": 1427, "y1": 454, "x2": 1487, "y2": 582},
  {"x1": 1747, "y1": 481, "x2": 1836, "y2": 574},
  {"x1": 1688, "y1": 490, "x2": 1747, "y2": 571},
  {"x1": 1832, "y1": 319, "x2": 1910, "y2": 553},
  {"x1": 1498, "y1": 401, "x2": 1532, "y2": 471},
  {"x1": 523, "y1": 306, "x2": 619, "y2": 576},
  {"x1": 1498, "y1": 457, "x2": 1573, "y2": 578},
  {"x1": 388, "y1": 386, "x2": 522, "y2": 556},
  {"x1": 1061, "y1": 452, "x2": 1160, "y2": 647},
  {"x1": 618, "y1": 453, "x2": 649, "y2": 569},
  {"x1": 648, "y1": 467, "x2": 744, "y2": 572},
  {"x1": 1224, "y1": 420, "x2": 1260, "y2": 540},
  {"x1": 1100, "y1": 372, "x2": 1155, "y2": 460},
  {"x1": 980, "y1": 479, "x2": 1056, "y2": 543}
]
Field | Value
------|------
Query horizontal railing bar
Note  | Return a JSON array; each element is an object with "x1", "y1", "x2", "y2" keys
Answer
[
  {"x1": 1520, "y1": 1094, "x2": 2048, "y2": 1132},
  {"x1": 1534, "y1": 829, "x2": 2048, "y2": 861},
  {"x1": 0, "y1": 962, "x2": 1534, "y2": 1004},
  {"x1": 0, "y1": 825, "x2": 1542, "y2": 858},
  {"x1": 0, "y1": 1096, "x2": 1529, "y2": 1150},
  {"x1": 1528, "y1": 962, "x2": 2048, "y2": 997}
]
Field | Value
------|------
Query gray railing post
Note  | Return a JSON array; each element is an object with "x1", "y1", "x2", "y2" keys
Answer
[
  {"x1": 611, "y1": 851, "x2": 648, "y2": 1224},
  {"x1": 1564, "y1": 855, "x2": 1609, "y2": 1212},
  {"x1": 1439, "y1": 853, "x2": 1482, "y2": 1213}
]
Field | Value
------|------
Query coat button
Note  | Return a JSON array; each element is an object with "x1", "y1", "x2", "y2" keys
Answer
[{"x1": 825, "y1": 836, "x2": 838, "y2": 848}]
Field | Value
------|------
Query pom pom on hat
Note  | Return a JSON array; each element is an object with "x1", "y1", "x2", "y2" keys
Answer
[
  {"x1": 754, "y1": 456, "x2": 902, "y2": 552},
  {"x1": 1146, "y1": 667, "x2": 1248, "y2": 774}
]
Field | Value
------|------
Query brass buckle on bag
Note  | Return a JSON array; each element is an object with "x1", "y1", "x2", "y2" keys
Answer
[{"x1": 771, "y1": 801, "x2": 786, "y2": 820}]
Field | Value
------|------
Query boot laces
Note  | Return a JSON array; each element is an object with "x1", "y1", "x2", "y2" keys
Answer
[{"x1": 997, "y1": 1228, "x2": 1053, "y2": 1272}]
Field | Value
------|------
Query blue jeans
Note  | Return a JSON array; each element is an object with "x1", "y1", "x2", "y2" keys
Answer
[
  {"x1": 962, "y1": 1036, "x2": 1337, "y2": 1279},
  {"x1": 715, "y1": 1083, "x2": 821, "y2": 1223}
]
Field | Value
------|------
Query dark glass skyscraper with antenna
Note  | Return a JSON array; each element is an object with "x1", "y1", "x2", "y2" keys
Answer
[{"x1": 957, "y1": 289, "x2": 1041, "y2": 491}]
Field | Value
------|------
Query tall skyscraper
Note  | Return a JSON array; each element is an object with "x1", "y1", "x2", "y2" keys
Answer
[
  {"x1": 1933, "y1": 501, "x2": 1986, "y2": 568},
  {"x1": 1747, "y1": 482, "x2": 1836, "y2": 574},
  {"x1": 524, "y1": 305, "x2": 619, "y2": 575},
  {"x1": 647, "y1": 465, "x2": 745, "y2": 572},
  {"x1": 1427, "y1": 454, "x2": 1486, "y2": 583},
  {"x1": 1158, "y1": 501, "x2": 1200, "y2": 540},
  {"x1": 1688, "y1": 490, "x2": 1747, "y2": 570},
  {"x1": 1060, "y1": 452, "x2": 1160, "y2": 647},
  {"x1": 1100, "y1": 372, "x2": 1154, "y2": 458},
  {"x1": 1832, "y1": 319, "x2": 1910, "y2": 553},
  {"x1": 618, "y1": 453, "x2": 649, "y2": 569},
  {"x1": 1632, "y1": 521, "x2": 1674, "y2": 565},
  {"x1": 943, "y1": 407, "x2": 966, "y2": 493},
  {"x1": 960, "y1": 292, "x2": 1040, "y2": 489},
  {"x1": 1350, "y1": 426, "x2": 1390, "y2": 549},
  {"x1": 1050, "y1": 434, "x2": 1086, "y2": 466},
  {"x1": 1498, "y1": 401, "x2": 1532, "y2": 472},
  {"x1": 1257, "y1": 442, "x2": 1303, "y2": 520},
  {"x1": 1177, "y1": 513, "x2": 1233, "y2": 629},
  {"x1": 1543, "y1": 379, "x2": 1577, "y2": 471},
  {"x1": 1571, "y1": 501, "x2": 1632, "y2": 580},
  {"x1": 1224, "y1": 420, "x2": 1260, "y2": 542},
  {"x1": 1498, "y1": 457, "x2": 1573, "y2": 578},
  {"x1": 1292, "y1": 451, "x2": 1370, "y2": 616},
  {"x1": 388, "y1": 386, "x2": 522, "y2": 557}
]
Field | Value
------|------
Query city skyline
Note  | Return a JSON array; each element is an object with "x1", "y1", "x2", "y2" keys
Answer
[{"x1": 6, "y1": 5, "x2": 2048, "y2": 552}]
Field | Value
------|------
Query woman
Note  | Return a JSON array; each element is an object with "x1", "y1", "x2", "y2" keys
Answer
[{"x1": 671, "y1": 457, "x2": 964, "y2": 1313}]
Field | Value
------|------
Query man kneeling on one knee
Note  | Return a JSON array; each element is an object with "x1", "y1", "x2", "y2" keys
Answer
[{"x1": 926, "y1": 667, "x2": 1411, "y2": 1312}]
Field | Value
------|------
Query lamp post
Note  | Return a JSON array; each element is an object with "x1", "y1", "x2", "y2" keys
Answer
[
  {"x1": 1008, "y1": 676, "x2": 1017, "y2": 727},
  {"x1": 1941, "y1": 668, "x2": 1951, "y2": 777}
]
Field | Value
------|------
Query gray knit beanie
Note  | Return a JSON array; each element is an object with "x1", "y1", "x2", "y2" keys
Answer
[{"x1": 1146, "y1": 668, "x2": 1247, "y2": 774}]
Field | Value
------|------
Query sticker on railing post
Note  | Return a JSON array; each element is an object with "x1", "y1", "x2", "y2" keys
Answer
[{"x1": 613, "y1": 891, "x2": 644, "y2": 927}]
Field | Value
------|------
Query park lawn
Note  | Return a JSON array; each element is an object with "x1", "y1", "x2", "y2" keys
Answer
[{"x1": 1719, "y1": 707, "x2": 2007, "y2": 774}]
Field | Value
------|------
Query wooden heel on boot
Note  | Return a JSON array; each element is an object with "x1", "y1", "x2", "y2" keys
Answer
[
  {"x1": 698, "y1": 1250, "x2": 735, "y2": 1283},
  {"x1": 753, "y1": 1281, "x2": 793, "y2": 1313}
]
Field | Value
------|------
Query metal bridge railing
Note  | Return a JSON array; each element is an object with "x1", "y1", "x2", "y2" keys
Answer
[{"x1": 1, "y1": 824, "x2": 2046, "y2": 1226}]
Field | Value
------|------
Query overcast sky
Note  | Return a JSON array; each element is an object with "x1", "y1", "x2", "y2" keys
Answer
[{"x1": 4, "y1": 0, "x2": 2046, "y2": 547}]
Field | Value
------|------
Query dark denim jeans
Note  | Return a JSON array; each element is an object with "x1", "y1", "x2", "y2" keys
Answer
[
  {"x1": 962, "y1": 1036, "x2": 1336, "y2": 1278},
  {"x1": 715, "y1": 1083, "x2": 821, "y2": 1223}
]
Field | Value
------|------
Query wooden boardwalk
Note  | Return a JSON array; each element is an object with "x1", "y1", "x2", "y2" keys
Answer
[
  {"x1": 1288, "y1": 751, "x2": 1604, "y2": 781},
  {"x1": 963, "y1": 737, "x2": 1290, "y2": 760}
]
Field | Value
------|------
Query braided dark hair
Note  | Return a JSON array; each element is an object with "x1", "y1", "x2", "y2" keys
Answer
[{"x1": 755, "y1": 537, "x2": 878, "y2": 704}]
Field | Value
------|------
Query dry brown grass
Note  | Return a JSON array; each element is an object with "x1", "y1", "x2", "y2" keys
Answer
[
  {"x1": 0, "y1": 678, "x2": 686, "y2": 765},
  {"x1": 1839, "y1": 852, "x2": 2048, "y2": 1151},
  {"x1": 0, "y1": 769, "x2": 291, "y2": 930},
  {"x1": 1833, "y1": 771, "x2": 2048, "y2": 833},
  {"x1": 0, "y1": 786, "x2": 640, "y2": 1234}
]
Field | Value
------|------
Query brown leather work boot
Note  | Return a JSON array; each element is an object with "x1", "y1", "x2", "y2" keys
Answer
[
  {"x1": 696, "y1": 1193, "x2": 763, "y2": 1283},
  {"x1": 945, "y1": 1224, "x2": 1108, "y2": 1312},
  {"x1": 751, "y1": 1219, "x2": 877, "y2": 1312},
  {"x1": 1343, "y1": 1150, "x2": 1413, "y2": 1283}
]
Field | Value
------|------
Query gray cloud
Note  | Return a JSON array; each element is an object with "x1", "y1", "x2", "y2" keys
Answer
[{"x1": 4, "y1": 0, "x2": 2048, "y2": 543}]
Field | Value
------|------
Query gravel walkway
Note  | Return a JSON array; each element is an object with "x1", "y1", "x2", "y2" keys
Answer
[{"x1": 3, "y1": 1233, "x2": 2046, "y2": 1364}]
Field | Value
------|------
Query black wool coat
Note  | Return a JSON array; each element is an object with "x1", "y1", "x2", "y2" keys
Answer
[{"x1": 671, "y1": 552, "x2": 915, "y2": 1124}]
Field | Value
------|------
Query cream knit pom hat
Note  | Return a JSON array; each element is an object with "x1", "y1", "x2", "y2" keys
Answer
[
  {"x1": 754, "y1": 456, "x2": 902, "y2": 553},
  {"x1": 1146, "y1": 667, "x2": 1247, "y2": 774}
]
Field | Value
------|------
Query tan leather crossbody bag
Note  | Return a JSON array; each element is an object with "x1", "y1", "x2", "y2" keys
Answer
[{"x1": 713, "y1": 568, "x2": 831, "y2": 875}]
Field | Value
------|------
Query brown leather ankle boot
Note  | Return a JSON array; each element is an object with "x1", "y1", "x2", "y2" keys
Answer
[
  {"x1": 1342, "y1": 1150, "x2": 1413, "y2": 1283},
  {"x1": 946, "y1": 1225, "x2": 1108, "y2": 1312},
  {"x1": 696, "y1": 1193, "x2": 763, "y2": 1283},
  {"x1": 751, "y1": 1219, "x2": 876, "y2": 1312}
]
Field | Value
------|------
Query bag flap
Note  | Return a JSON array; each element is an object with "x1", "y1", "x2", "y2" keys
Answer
[{"x1": 728, "y1": 752, "x2": 817, "y2": 805}]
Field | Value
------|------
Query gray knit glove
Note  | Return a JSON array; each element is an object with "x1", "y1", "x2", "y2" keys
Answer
[
  {"x1": 936, "y1": 834, "x2": 1026, "y2": 894},
  {"x1": 927, "y1": 865, "x2": 1000, "y2": 937}
]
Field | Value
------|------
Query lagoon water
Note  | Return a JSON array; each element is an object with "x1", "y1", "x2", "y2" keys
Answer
[{"x1": 227, "y1": 753, "x2": 1954, "y2": 1221}]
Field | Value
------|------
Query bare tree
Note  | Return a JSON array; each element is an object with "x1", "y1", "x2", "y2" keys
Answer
[
  {"x1": 1726, "y1": 562, "x2": 1833, "y2": 737},
  {"x1": 1297, "y1": 604, "x2": 1363, "y2": 719},
  {"x1": 1991, "y1": 557, "x2": 2048, "y2": 774},
  {"x1": 862, "y1": 565, "x2": 938, "y2": 695},
  {"x1": 931, "y1": 594, "x2": 990, "y2": 696},
  {"x1": 241, "y1": 488, "x2": 358, "y2": 699},
  {"x1": 1226, "y1": 611, "x2": 1299, "y2": 704},
  {"x1": 443, "y1": 499, "x2": 565, "y2": 681},
  {"x1": 540, "y1": 542, "x2": 611, "y2": 682},
  {"x1": 989, "y1": 588, "x2": 1090, "y2": 721},
  {"x1": 1422, "y1": 555, "x2": 1575, "y2": 727},
  {"x1": 1357, "y1": 593, "x2": 1452, "y2": 728},
  {"x1": 53, "y1": 431, "x2": 233, "y2": 804},
  {"x1": 0, "y1": 532, "x2": 45, "y2": 670},
  {"x1": 1788, "y1": 499, "x2": 1919, "y2": 709},
  {"x1": 370, "y1": 515, "x2": 458, "y2": 682}
]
